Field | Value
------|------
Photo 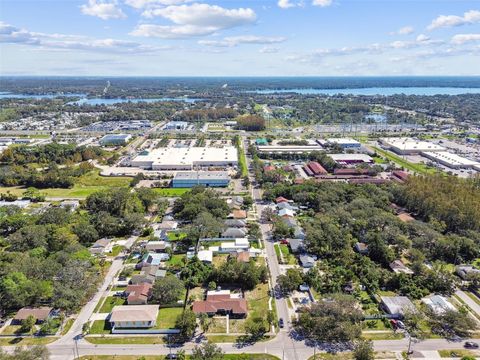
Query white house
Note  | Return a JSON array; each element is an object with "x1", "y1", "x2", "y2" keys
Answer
[
  {"x1": 197, "y1": 250, "x2": 213, "y2": 263},
  {"x1": 422, "y1": 295, "x2": 456, "y2": 315},
  {"x1": 109, "y1": 305, "x2": 159, "y2": 329}
]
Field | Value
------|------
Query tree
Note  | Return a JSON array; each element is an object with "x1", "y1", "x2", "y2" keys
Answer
[
  {"x1": 151, "y1": 276, "x2": 185, "y2": 305},
  {"x1": 277, "y1": 268, "x2": 303, "y2": 294},
  {"x1": 428, "y1": 307, "x2": 477, "y2": 338},
  {"x1": 175, "y1": 308, "x2": 197, "y2": 340},
  {"x1": 191, "y1": 342, "x2": 224, "y2": 360},
  {"x1": 294, "y1": 294, "x2": 362, "y2": 343},
  {"x1": 353, "y1": 340, "x2": 374, "y2": 360},
  {"x1": 198, "y1": 313, "x2": 212, "y2": 333},
  {"x1": 403, "y1": 310, "x2": 426, "y2": 355},
  {"x1": 20, "y1": 315, "x2": 37, "y2": 335},
  {"x1": 0, "y1": 345, "x2": 49, "y2": 360},
  {"x1": 245, "y1": 316, "x2": 267, "y2": 339}
]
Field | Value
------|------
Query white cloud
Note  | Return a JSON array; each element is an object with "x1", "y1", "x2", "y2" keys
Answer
[
  {"x1": 124, "y1": 0, "x2": 191, "y2": 9},
  {"x1": 133, "y1": 3, "x2": 256, "y2": 38},
  {"x1": 0, "y1": 22, "x2": 165, "y2": 53},
  {"x1": 278, "y1": 0, "x2": 297, "y2": 9},
  {"x1": 416, "y1": 34, "x2": 430, "y2": 42},
  {"x1": 80, "y1": 0, "x2": 126, "y2": 20},
  {"x1": 312, "y1": 0, "x2": 332, "y2": 7},
  {"x1": 259, "y1": 46, "x2": 280, "y2": 53},
  {"x1": 390, "y1": 26, "x2": 414, "y2": 36},
  {"x1": 451, "y1": 33, "x2": 480, "y2": 45},
  {"x1": 198, "y1": 35, "x2": 286, "y2": 47},
  {"x1": 428, "y1": 10, "x2": 480, "y2": 30}
]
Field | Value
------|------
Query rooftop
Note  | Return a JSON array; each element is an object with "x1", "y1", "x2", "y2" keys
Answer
[
  {"x1": 110, "y1": 305, "x2": 159, "y2": 322},
  {"x1": 174, "y1": 171, "x2": 229, "y2": 181}
]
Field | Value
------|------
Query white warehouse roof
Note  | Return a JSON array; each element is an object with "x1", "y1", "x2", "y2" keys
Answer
[
  {"x1": 422, "y1": 151, "x2": 480, "y2": 168},
  {"x1": 131, "y1": 147, "x2": 238, "y2": 170},
  {"x1": 381, "y1": 137, "x2": 445, "y2": 153}
]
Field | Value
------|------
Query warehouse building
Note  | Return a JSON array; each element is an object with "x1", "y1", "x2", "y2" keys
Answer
[
  {"x1": 100, "y1": 134, "x2": 132, "y2": 146},
  {"x1": 328, "y1": 153, "x2": 373, "y2": 164},
  {"x1": 421, "y1": 151, "x2": 480, "y2": 169},
  {"x1": 131, "y1": 147, "x2": 238, "y2": 170},
  {"x1": 172, "y1": 171, "x2": 230, "y2": 188},
  {"x1": 257, "y1": 144, "x2": 323, "y2": 154},
  {"x1": 380, "y1": 137, "x2": 445, "y2": 155},
  {"x1": 318, "y1": 138, "x2": 361, "y2": 149}
]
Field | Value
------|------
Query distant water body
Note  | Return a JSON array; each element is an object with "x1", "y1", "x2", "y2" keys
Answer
[{"x1": 252, "y1": 87, "x2": 480, "y2": 96}]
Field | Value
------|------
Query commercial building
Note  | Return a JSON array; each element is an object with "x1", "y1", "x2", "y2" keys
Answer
[
  {"x1": 257, "y1": 144, "x2": 323, "y2": 154},
  {"x1": 99, "y1": 134, "x2": 132, "y2": 146},
  {"x1": 131, "y1": 147, "x2": 238, "y2": 170},
  {"x1": 318, "y1": 138, "x2": 361, "y2": 149},
  {"x1": 172, "y1": 171, "x2": 230, "y2": 188},
  {"x1": 328, "y1": 153, "x2": 373, "y2": 164},
  {"x1": 163, "y1": 121, "x2": 189, "y2": 130},
  {"x1": 380, "y1": 137, "x2": 445, "y2": 155},
  {"x1": 421, "y1": 151, "x2": 480, "y2": 169}
]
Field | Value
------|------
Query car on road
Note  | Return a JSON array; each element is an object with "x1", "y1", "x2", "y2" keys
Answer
[
  {"x1": 464, "y1": 341, "x2": 479, "y2": 349},
  {"x1": 279, "y1": 318, "x2": 285, "y2": 328},
  {"x1": 165, "y1": 354, "x2": 178, "y2": 359}
]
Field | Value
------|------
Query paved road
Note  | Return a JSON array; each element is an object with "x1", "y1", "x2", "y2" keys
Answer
[{"x1": 455, "y1": 290, "x2": 480, "y2": 316}]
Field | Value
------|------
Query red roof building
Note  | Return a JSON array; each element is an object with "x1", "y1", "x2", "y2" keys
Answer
[
  {"x1": 392, "y1": 171, "x2": 410, "y2": 182},
  {"x1": 192, "y1": 290, "x2": 247, "y2": 317},
  {"x1": 275, "y1": 196, "x2": 289, "y2": 203},
  {"x1": 263, "y1": 165, "x2": 276, "y2": 172},
  {"x1": 125, "y1": 283, "x2": 152, "y2": 305},
  {"x1": 307, "y1": 161, "x2": 328, "y2": 175}
]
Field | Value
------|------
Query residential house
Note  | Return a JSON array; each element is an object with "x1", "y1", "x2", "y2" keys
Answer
[
  {"x1": 136, "y1": 253, "x2": 170, "y2": 269},
  {"x1": 232, "y1": 210, "x2": 247, "y2": 219},
  {"x1": 222, "y1": 227, "x2": 247, "y2": 238},
  {"x1": 354, "y1": 242, "x2": 369, "y2": 255},
  {"x1": 109, "y1": 305, "x2": 159, "y2": 329},
  {"x1": 381, "y1": 296, "x2": 416, "y2": 318},
  {"x1": 224, "y1": 219, "x2": 247, "y2": 228},
  {"x1": 282, "y1": 217, "x2": 297, "y2": 228},
  {"x1": 227, "y1": 196, "x2": 244, "y2": 209},
  {"x1": 145, "y1": 241, "x2": 171, "y2": 253},
  {"x1": 89, "y1": 238, "x2": 112, "y2": 255},
  {"x1": 293, "y1": 226, "x2": 305, "y2": 240},
  {"x1": 125, "y1": 283, "x2": 153, "y2": 305},
  {"x1": 288, "y1": 238, "x2": 305, "y2": 253},
  {"x1": 13, "y1": 307, "x2": 53, "y2": 324},
  {"x1": 299, "y1": 255, "x2": 316, "y2": 268},
  {"x1": 421, "y1": 295, "x2": 456, "y2": 315},
  {"x1": 278, "y1": 208, "x2": 295, "y2": 218},
  {"x1": 275, "y1": 196, "x2": 289, "y2": 204},
  {"x1": 230, "y1": 251, "x2": 251, "y2": 263},
  {"x1": 389, "y1": 260, "x2": 414, "y2": 275},
  {"x1": 192, "y1": 290, "x2": 247, "y2": 318},
  {"x1": 153, "y1": 229, "x2": 168, "y2": 241},
  {"x1": 130, "y1": 265, "x2": 166, "y2": 284},
  {"x1": 60, "y1": 200, "x2": 80, "y2": 211},
  {"x1": 211, "y1": 238, "x2": 250, "y2": 253},
  {"x1": 456, "y1": 265, "x2": 480, "y2": 280},
  {"x1": 157, "y1": 221, "x2": 178, "y2": 230}
]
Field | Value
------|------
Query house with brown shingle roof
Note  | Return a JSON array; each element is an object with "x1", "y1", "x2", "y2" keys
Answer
[
  {"x1": 13, "y1": 307, "x2": 53, "y2": 324},
  {"x1": 125, "y1": 283, "x2": 153, "y2": 305},
  {"x1": 232, "y1": 210, "x2": 247, "y2": 219},
  {"x1": 192, "y1": 290, "x2": 247, "y2": 318}
]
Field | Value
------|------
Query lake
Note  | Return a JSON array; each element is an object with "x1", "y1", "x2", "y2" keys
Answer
[{"x1": 251, "y1": 87, "x2": 480, "y2": 96}]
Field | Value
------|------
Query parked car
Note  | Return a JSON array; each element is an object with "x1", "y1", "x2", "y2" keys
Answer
[
  {"x1": 464, "y1": 341, "x2": 479, "y2": 349},
  {"x1": 166, "y1": 354, "x2": 178, "y2": 359},
  {"x1": 279, "y1": 318, "x2": 284, "y2": 328},
  {"x1": 280, "y1": 239, "x2": 289, "y2": 245}
]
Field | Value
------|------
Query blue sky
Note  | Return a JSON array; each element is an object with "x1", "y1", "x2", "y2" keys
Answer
[{"x1": 1, "y1": 0, "x2": 480, "y2": 76}]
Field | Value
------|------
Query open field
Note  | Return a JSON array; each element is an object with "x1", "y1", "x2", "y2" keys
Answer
[
  {"x1": 153, "y1": 188, "x2": 190, "y2": 196},
  {"x1": 371, "y1": 146, "x2": 437, "y2": 175},
  {"x1": 98, "y1": 296, "x2": 126, "y2": 313},
  {"x1": 85, "y1": 336, "x2": 165, "y2": 345},
  {"x1": 155, "y1": 307, "x2": 183, "y2": 329},
  {"x1": 0, "y1": 337, "x2": 58, "y2": 346},
  {"x1": 79, "y1": 354, "x2": 280, "y2": 360}
]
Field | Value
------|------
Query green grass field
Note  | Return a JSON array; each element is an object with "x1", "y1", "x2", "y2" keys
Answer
[
  {"x1": 372, "y1": 146, "x2": 437, "y2": 175},
  {"x1": 153, "y1": 188, "x2": 190, "y2": 196},
  {"x1": 0, "y1": 337, "x2": 58, "y2": 346},
  {"x1": 98, "y1": 296, "x2": 126, "y2": 313},
  {"x1": 155, "y1": 307, "x2": 183, "y2": 329},
  {"x1": 89, "y1": 320, "x2": 112, "y2": 335}
]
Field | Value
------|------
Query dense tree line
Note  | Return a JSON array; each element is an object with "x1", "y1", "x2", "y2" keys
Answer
[
  {"x1": 173, "y1": 108, "x2": 238, "y2": 122},
  {"x1": 236, "y1": 115, "x2": 266, "y2": 131}
]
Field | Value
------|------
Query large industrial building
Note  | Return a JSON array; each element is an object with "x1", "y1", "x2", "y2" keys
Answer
[
  {"x1": 163, "y1": 121, "x2": 189, "y2": 131},
  {"x1": 131, "y1": 147, "x2": 238, "y2": 170},
  {"x1": 421, "y1": 151, "x2": 480, "y2": 170},
  {"x1": 318, "y1": 138, "x2": 361, "y2": 149},
  {"x1": 380, "y1": 137, "x2": 445, "y2": 155},
  {"x1": 100, "y1": 134, "x2": 132, "y2": 146},
  {"x1": 257, "y1": 144, "x2": 323, "y2": 154},
  {"x1": 172, "y1": 171, "x2": 230, "y2": 188},
  {"x1": 328, "y1": 153, "x2": 373, "y2": 164}
]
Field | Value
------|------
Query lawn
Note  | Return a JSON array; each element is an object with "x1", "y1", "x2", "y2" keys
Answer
[
  {"x1": 0, "y1": 337, "x2": 58, "y2": 346},
  {"x1": 438, "y1": 349, "x2": 480, "y2": 358},
  {"x1": 89, "y1": 320, "x2": 112, "y2": 335},
  {"x1": 465, "y1": 291, "x2": 480, "y2": 307},
  {"x1": 109, "y1": 245, "x2": 125, "y2": 257},
  {"x1": 372, "y1": 146, "x2": 437, "y2": 175},
  {"x1": 167, "y1": 232, "x2": 187, "y2": 241},
  {"x1": 155, "y1": 307, "x2": 183, "y2": 329},
  {"x1": 98, "y1": 296, "x2": 126, "y2": 313},
  {"x1": 166, "y1": 254, "x2": 186, "y2": 267},
  {"x1": 1, "y1": 325, "x2": 30, "y2": 336},
  {"x1": 361, "y1": 331, "x2": 404, "y2": 340},
  {"x1": 363, "y1": 319, "x2": 392, "y2": 330},
  {"x1": 236, "y1": 139, "x2": 248, "y2": 177},
  {"x1": 279, "y1": 244, "x2": 297, "y2": 265},
  {"x1": 78, "y1": 354, "x2": 280, "y2": 359},
  {"x1": 153, "y1": 188, "x2": 190, "y2": 196},
  {"x1": 213, "y1": 254, "x2": 229, "y2": 267},
  {"x1": 61, "y1": 318, "x2": 75, "y2": 335},
  {"x1": 207, "y1": 317, "x2": 227, "y2": 333},
  {"x1": 85, "y1": 336, "x2": 165, "y2": 345}
]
